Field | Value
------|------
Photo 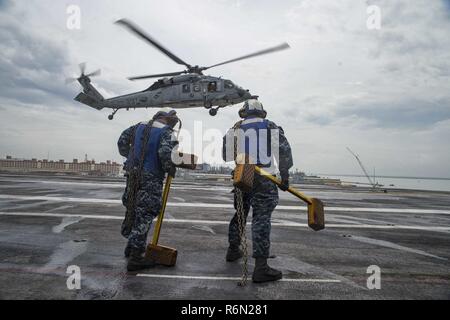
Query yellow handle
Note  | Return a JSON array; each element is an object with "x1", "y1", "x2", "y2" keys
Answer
[
  {"x1": 255, "y1": 166, "x2": 313, "y2": 205},
  {"x1": 152, "y1": 174, "x2": 173, "y2": 245}
]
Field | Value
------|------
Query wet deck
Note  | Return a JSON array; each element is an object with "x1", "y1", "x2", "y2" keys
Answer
[{"x1": 0, "y1": 173, "x2": 449, "y2": 299}]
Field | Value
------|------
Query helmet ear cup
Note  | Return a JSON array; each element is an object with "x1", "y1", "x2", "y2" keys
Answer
[
  {"x1": 239, "y1": 103, "x2": 248, "y2": 118},
  {"x1": 261, "y1": 109, "x2": 267, "y2": 118}
]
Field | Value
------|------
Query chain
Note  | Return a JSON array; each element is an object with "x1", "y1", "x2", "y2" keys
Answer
[
  {"x1": 235, "y1": 187, "x2": 249, "y2": 286},
  {"x1": 232, "y1": 120, "x2": 249, "y2": 286},
  {"x1": 122, "y1": 121, "x2": 153, "y2": 237}
]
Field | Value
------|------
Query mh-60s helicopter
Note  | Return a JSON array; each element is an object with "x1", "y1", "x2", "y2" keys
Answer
[{"x1": 68, "y1": 19, "x2": 290, "y2": 120}]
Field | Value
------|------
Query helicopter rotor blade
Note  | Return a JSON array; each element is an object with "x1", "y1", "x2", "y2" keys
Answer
[
  {"x1": 65, "y1": 77, "x2": 78, "y2": 84},
  {"x1": 86, "y1": 69, "x2": 101, "y2": 77},
  {"x1": 79, "y1": 62, "x2": 86, "y2": 75},
  {"x1": 204, "y1": 42, "x2": 290, "y2": 70},
  {"x1": 115, "y1": 19, "x2": 191, "y2": 69},
  {"x1": 128, "y1": 70, "x2": 187, "y2": 81}
]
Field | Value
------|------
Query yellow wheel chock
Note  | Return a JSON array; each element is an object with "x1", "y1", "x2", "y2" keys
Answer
[
  {"x1": 145, "y1": 174, "x2": 178, "y2": 266},
  {"x1": 233, "y1": 159, "x2": 325, "y2": 231}
]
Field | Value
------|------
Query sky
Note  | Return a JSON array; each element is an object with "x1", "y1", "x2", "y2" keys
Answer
[{"x1": 0, "y1": 0, "x2": 449, "y2": 177}]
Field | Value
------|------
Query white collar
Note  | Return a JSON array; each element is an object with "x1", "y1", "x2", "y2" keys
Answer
[
  {"x1": 140, "y1": 120, "x2": 166, "y2": 128},
  {"x1": 152, "y1": 120, "x2": 167, "y2": 128},
  {"x1": 241, "y1": 117, "x2": 264, "y2": 125}
]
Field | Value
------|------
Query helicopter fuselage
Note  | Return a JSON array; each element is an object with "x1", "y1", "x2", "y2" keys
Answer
[{"x1": 103, "y1": 74, "x2": 252, "y2": 110}]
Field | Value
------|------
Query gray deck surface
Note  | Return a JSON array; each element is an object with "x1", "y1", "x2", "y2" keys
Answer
[{"x1": 0, "y1": 173, "x2": 449, "y2": 299}]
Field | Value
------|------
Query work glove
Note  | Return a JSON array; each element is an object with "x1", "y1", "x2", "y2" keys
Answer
[
  {"x1": 279, "y1": 172, "x2": 289, "y2": 191},
  {"x1": 168, "y1": 165, "x2": 177, "y2": 178}
]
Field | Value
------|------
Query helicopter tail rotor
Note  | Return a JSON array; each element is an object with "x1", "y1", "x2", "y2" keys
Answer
[
  {"x1": 86, "y1": 69, "x2": 101, "y2": 77},
  {"x1": 65, "y1": 62, "x2": 101, "y2": 84},
  {"x1": 79, "y1": 62, "x2": 86, "y2": 75},
  {"x1": 65, "y1": 77, "x2": 79, "y2": 84}
]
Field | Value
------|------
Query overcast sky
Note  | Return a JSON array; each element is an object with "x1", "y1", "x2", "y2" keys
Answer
[{"x1": 0, "y1": 0, "x2": 449, "y2": 177}]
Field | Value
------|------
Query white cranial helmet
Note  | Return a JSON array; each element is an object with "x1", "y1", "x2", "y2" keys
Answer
[
  {"x1": 153, "y1": 107, "x2": 177, "y2": 120},
  {"x1": 239, "y1": 99, "x2": 266, "y2": 118}
]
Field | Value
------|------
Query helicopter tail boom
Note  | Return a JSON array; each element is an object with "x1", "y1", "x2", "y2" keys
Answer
[
  {"x1": 74, "y1": 76, "x2": 104, "y2": 110},
  {"x1": 74, "y1": 92, "x2": 103, "y2": 110}
]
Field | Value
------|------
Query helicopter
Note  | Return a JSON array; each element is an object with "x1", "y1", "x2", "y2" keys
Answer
[{"x1": 68, "y1": 19, "x2": 290, "y2": 120}]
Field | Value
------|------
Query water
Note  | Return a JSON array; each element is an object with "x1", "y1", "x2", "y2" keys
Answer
[{"x1": 317, "y1": 174, "x2": 450, "y2": 192}]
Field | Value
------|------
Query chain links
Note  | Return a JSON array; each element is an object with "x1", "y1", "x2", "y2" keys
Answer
[
  {"x1": 235, "y1": 187, "x2": 249, "y2": 286},
  {"x1": 122, "y1": 121, "x2": 153, "y2": 237}
]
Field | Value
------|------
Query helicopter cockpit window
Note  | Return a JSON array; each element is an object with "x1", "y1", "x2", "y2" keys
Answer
[
  {"x1": 144, "y1": 79, "x2": 166, "y2": 91},
  {"x1": 207, "y1": 81, "x2": 217, "y2": 92},
  {"x1": 224, "y1": 80, "x2": 234, "y2": 89},
  {"x1": 182, "y1": 84, "x2": 190, "y2": 93}
]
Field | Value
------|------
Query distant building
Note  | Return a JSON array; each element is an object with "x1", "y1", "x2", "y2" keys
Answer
[
  {"x1": 0, "y1": 156, "x2": 122, "y2": 176},
  {"x1": 176, "y1": 163, "x2": 233, "y2": 181}
]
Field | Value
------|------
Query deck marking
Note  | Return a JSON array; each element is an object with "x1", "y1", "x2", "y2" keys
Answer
[
  {"x1": 1, "y1": 194, "x2": 449, "y2": 215},
  {"x1": 1, "y1": 211, "x2": 450, "y2": 231},
  {"x1": 348, "y1": 235, "x2": 447, "y2": 261},
  {"x1": 272, "y1": 255, "x2": 364, "y2": 289},
  {"x1": 52, "y1": 216, "x2": 84, "y2": 233},
  {"x1": 136, "y1": 273, "x2": 341, "y2": 283},
  {"x1": 40, "y1": 240, "x2": 87, "y2": 272}
]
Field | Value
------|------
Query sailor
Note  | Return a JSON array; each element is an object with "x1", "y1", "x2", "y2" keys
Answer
[
  {"x1": 118, "y1": 108, "x2": 179, "y2": 271},
  {"x1": 222, "y1": 99, "x2": 293, "y2": 283}
]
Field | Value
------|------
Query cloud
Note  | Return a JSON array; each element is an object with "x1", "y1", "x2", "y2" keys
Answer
[
  {"x1": 339, "y1": 99, "x2": 450, "y2": 129},
  {"x1": 0, "y1": 8, "x2": 74, "y2": 107},
  {"x1": 0, "y1": 0, "x2": 11, "y2": 9},
  {"x1": 297, "y1": 95, "x2": 450, "y2": 129},
  {"x1": 0, "y1": 0, "x2": 449, "y2": 177}
]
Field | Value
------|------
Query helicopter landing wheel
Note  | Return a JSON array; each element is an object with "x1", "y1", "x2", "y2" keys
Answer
[
  {"x1": 209, "y1": 108, "x2": 218, "y2": 116},
  {"x1": 108, "y1": 108, "x2": 119, "y2": 120}
]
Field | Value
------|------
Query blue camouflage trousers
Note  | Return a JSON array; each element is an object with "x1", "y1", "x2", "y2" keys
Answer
[
  {"x1": 228, "y1": 174, "x2": 279, "y2": 258},
  {"x1": 122, "y1": 173, "x2": 163, "y2": 252}
]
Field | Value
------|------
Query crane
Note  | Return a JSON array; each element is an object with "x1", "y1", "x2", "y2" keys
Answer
[{"x1": 346, "y1": 147, "x2": 381, "y2": 189}]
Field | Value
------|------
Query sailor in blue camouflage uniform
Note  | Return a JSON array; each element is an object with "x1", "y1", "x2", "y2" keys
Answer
[
  {"x1": 118, "y1": 108, "x2": 179, "y2": 271},
  {"x1": 222, "y1": 99, "x2": 293, "y2": 283}
]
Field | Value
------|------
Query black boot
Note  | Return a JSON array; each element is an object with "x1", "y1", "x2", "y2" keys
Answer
[
  {"x1": 127, "y1": 248, "x2": 156, "y2": 272},
  {"x1": 124, "y1": 245, "x2": 132, "y2": 258},
  {"x1": 125, "y1": 245, "x2": 143, "y2": 258},
  {"x1": 252, "y1": 258, "x2": 282, "y2": 283},
  {"x1": 226, "y1": 246, "x2": 243, "y2": 262}
]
